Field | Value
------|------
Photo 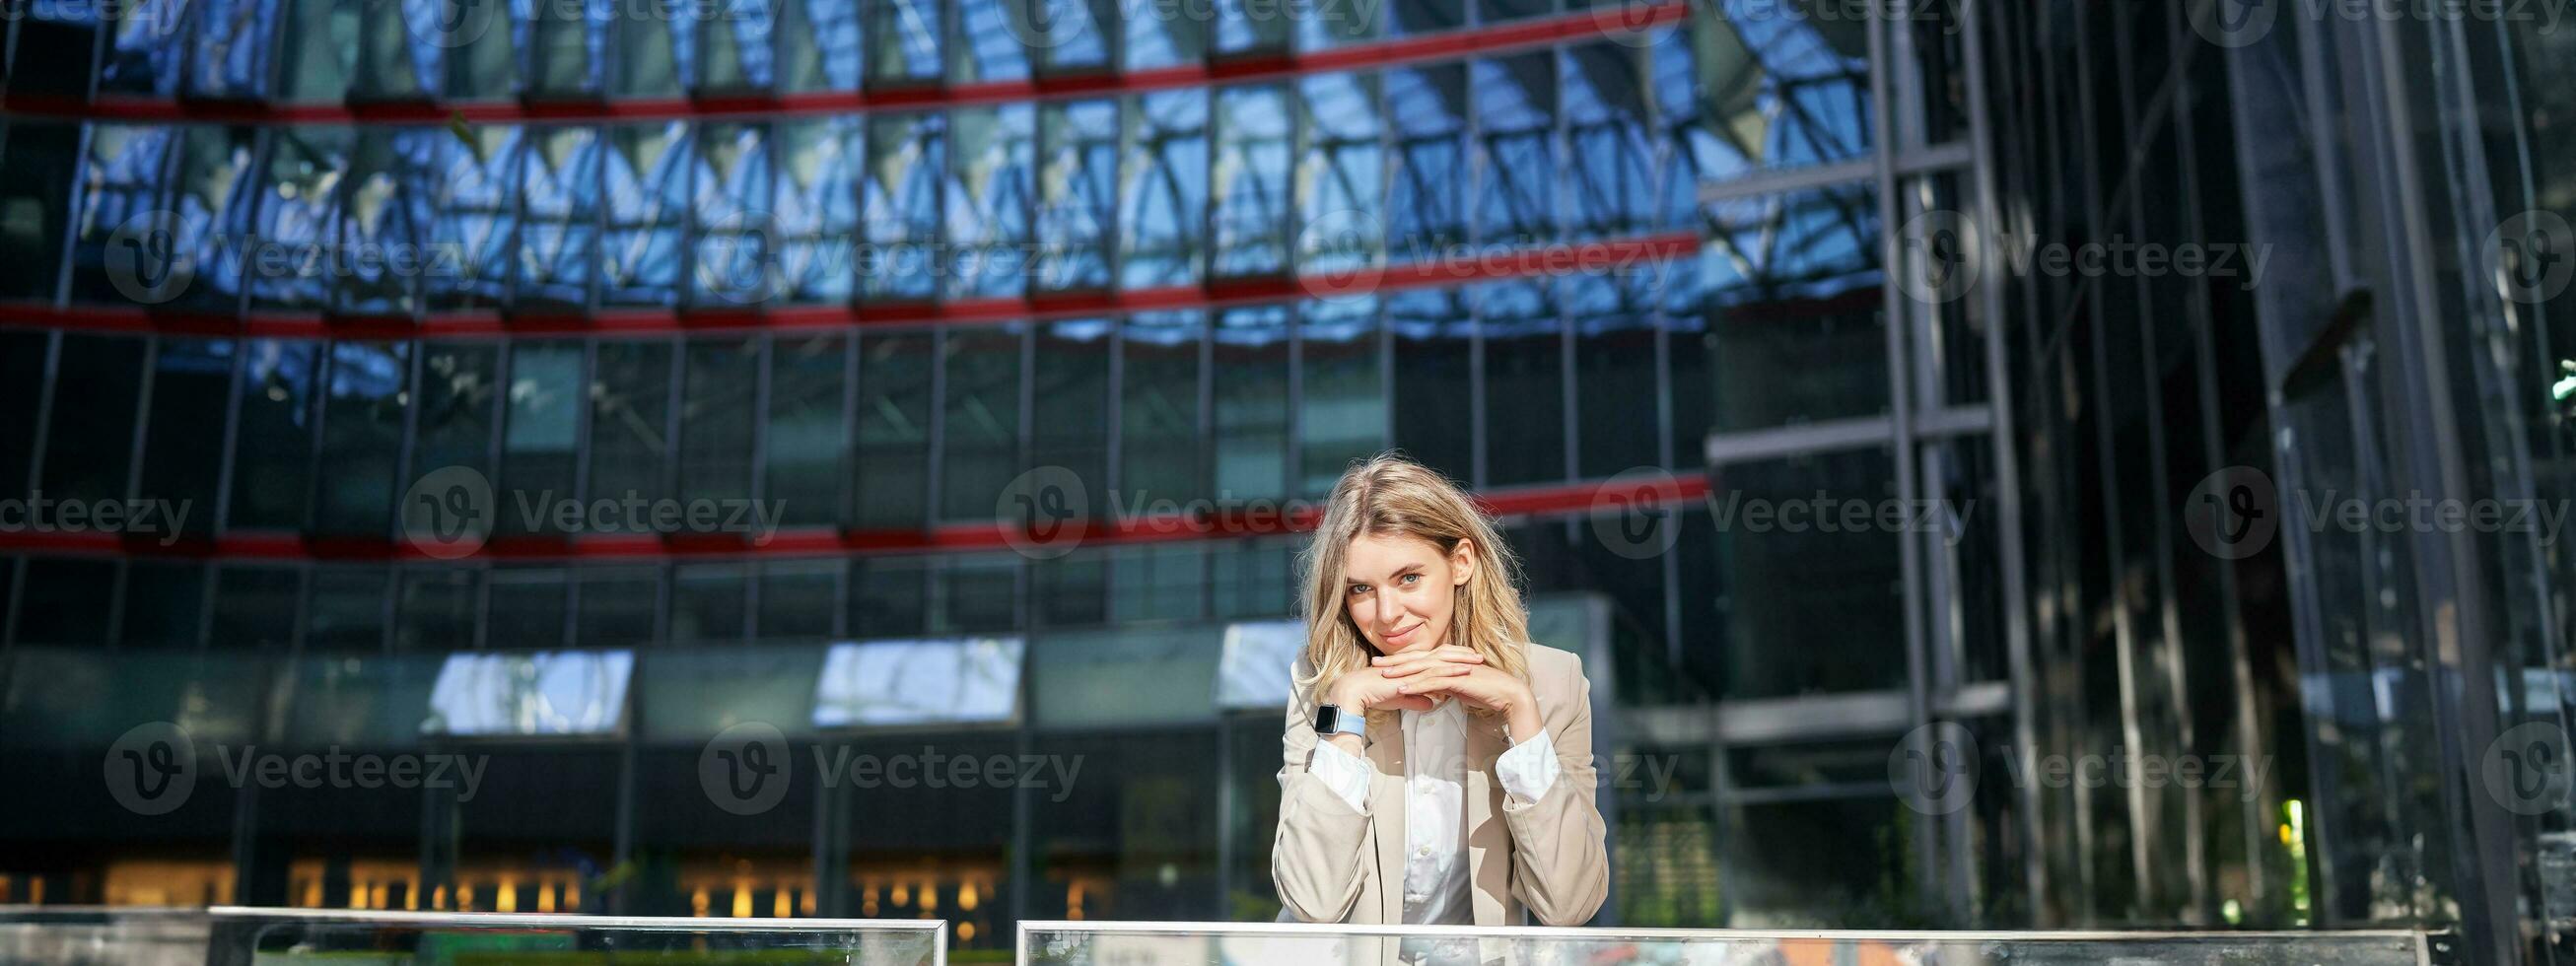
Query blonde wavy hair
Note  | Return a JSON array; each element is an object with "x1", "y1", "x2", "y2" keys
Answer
[{"x1": 1295, "y1": 452, "x2": 1531, "y2": 720}]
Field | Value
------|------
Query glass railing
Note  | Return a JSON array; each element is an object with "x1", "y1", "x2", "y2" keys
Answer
[
  {"x1": 0, "y1": 907, "x2": 945, "y2": 966},
  {"x1": 0, "y1": 907, "x2": 212, "y2": 966},
  {"x1": 1016, "y1": 922, "x2": 2432, "y2": 966}
]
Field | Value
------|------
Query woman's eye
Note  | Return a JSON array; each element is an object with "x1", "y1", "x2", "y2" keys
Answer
[
  {"x1": 1399, "y1": 574, "x2": 1422, "y2": 586},
  {"x1": 1348, "y1": 585, "x2": 1369, "y2": 596}
]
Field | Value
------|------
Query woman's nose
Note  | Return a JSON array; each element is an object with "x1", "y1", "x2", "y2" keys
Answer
[{"x1": 1369, "y1": 593, "x2": 1403, "y2": 629}]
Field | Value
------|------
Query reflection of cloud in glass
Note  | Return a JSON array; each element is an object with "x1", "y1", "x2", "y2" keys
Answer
[
  {"x1": 1215, "y1": 620, "x2": 1305, "y2": 711},
  {"x1": 812, "y1": 639, "x2": 1024, "y2": 727},
  {"x1": 423, "y1": 651, "x2": 634, "y2": 735}
]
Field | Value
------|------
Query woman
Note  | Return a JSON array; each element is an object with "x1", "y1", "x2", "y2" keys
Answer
[{"x1": 1272, "y1": 453, "x2": 1609, "y2": 930}]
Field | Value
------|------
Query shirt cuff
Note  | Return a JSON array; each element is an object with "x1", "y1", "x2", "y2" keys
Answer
[
  {"x1": 1306, "y1": 736, "x2": 1373, "y2": 814},
  {"x1": 1495, "y1": 727, "x2": 1562, "y2": 803}
]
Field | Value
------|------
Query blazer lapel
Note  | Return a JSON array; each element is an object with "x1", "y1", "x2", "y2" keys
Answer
[
  {"x1": 1364, "y1": 711, "x2": 1407, "y2": 925},
  {"x1": 1463, "y1": 709, "x2": 1512, "y2": 927}
]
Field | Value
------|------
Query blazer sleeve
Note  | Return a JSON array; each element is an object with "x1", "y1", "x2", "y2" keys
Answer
[
  {"x1": 1271, "y1": 659, "x2": 1373, "y2": 924},
  {"x1": 1498, "y1": 654, "x2": 1610, "y2": 926}
]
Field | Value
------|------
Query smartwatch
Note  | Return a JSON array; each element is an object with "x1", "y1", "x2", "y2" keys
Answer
[{"x1": 1313, "y1": 704, "x2": 1367, "y2": 739}]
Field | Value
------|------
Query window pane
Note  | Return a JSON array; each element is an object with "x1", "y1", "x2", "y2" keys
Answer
[
  {"x1": 1475, "y1": 53, "x2": 1558, "y2": 245},
  {"x1": 768, "y1": 334, "x2": 849, "y2": 527},
  {"x1": 1121, "y1": 311, "x2": 1203, "y2": 508},
  {"x1": 864, "y1": 113, "x2": 945, "y2": 302},
  {"x1": 211, "y1": 565, "x2": 302, "y2": 651},
  {"x1": 671, "y1": 563, "x2": 748, "y2": 643},
  {"x1": 1213, "y1": 86, "x2": 1291, "y2": 277},
  {"x1": 1692, "y1": 181, "x2": 1884, "y2": 434},
  {"x1": 849, "y1": 555, "x2": 929, "y2": 636},
  {"x1": 774, "y1": 118, "x2": 863, "y2": 304},
  {"x1": 1678, "y1": 448, "x2": 1904, "y2": 698},
  {"x1": 1297, "y1": 297, "x2": 1382, "y2": 497},
  {"x1": 315, "y1": 342, "x2": 410, "y2": 536},
  {"x1": 1569, "y1": 273, "x2": 1662, "y2": 477},
  {"x1": 1111, "y1": 544, "x2": 1201, "y2": 622},
  {"x1": 1665, "y1": 10, "x2": 1873, "y2": 180},
  {"x1": 1032, "y1": 550, "x2": 1105, "y2": 627},
  {"x1": 1563, "y1": 41, "x2": 1656, "y2": 239},
  {"x1": 854, "y1": 333, "x2": 934, "y2": 528},
  {"x1": 421, "y1": 126, "x2": 521, "y2": 311},
  {"x1": 1296, "y1": 74, "x2": 1381, "y2": 276},
  {"x1": 16, "y1": 559, "x2": 116, "y2": 645},
  {"x1": 244, "y1": 128, "x2": 353, "y2": 310},
  {"x1": 610, "y1": 0, "x2": 684, "y2": 97},
  {"x1": 230, "y1": 340, "x2": 320, "y2": 529},
  {"x1": 414, "y1": 343, "x2": 501, "y2": 489},
  {"x1": 1029, "y1": 320, "x2": 1112, "y2": 518},
  {"x1": 518, "y1": 126, "x2": 601, "y2": 310},
  {"x1": 519, "y1": 0, "x2": 606, "y2": 95},
  {"x1": 501, "y1": 341, "x2": 584, "y2": 536},
  {"x1": 1122, "y1": 0, "x2": 1205, "y2": 70},
  {"x1": 866, "y1": 0, "x2": 941, "y2": 82},
  {"x1": 40, "y1": 335, "x2": 148, "y2": 505},
  {"x1": 777, "y1": 0, "x2": 862, "y2": 90},
  {"x1": 757, "y1": 561, "x2": 839, "y2": 639},
  {"x1": 1120, "y1": 91, "x2": 1207, "y2": 288},
  {"x1": 1213, "y1": 307, "x2": 1289, "y2": 503},
  {"x1": 168, "y1": 126, "x2": 261, "y2": 311},
  {"x1": 953, "y1": 0, "x2": 1030, "y2": 82},
  {"x1": 121, "y1": 561, "x2": 207, "y2": 649},
  {"x1": 603, "y1": 121, "x2": 692, "y2": 308},
  {"x1": 0, "y1": 334, "x2": 46, "y2": 504},
  {"x1": 99, "y1": 0, "x2": 186, "y2": 95},
  {"x1": 590, "y1": 339, "x2": 676, "y2": 508},
  {"x1": 338, "y1": 130, "x2": 427, "y2": 314},
  {"x1": 1036, "y1": 100, "x2": 1118, "y2": 292},
  {"x1": 693, "y1": 122, "x2": 774, "y2": 305},
  {"x1": 488, "y1": 567, "x2": 569, "y2": 649},
  {"x1": 67, "y1": 125, "x2": 174, "y2": 304},
  {"x1": 1480, "y1": 280, "x2": 1566, "y2": 487},
  {"x1": 936, "y1": 556, "x2": 1016, "y2": 633},
  {"x1": 307, "y1": 568, "x2": 389, "y2": 652},
  {"x1": 1210, "y1": 539, "x2": 1292, "y2": 619},
  {"x1": 680, "y1": 338, "x2": 760, "y2": 505},
  {"x1": 135, "y1": 339, "x2": 234, "y2": 540},
  {"x1": 941, "y1": 326, "x2": 1025, "y2": 522},
  {"x1": 947, "y1": 105, "x2": 1035, "y2": 299},
  {"x1": 1386, "y1": 65, "x2": 1465, "y2": 256},
  {"x1": 396, "y1": 568, "x2": 480, "y2": 651},
  {"x1": 582, "y1": 572, "x2": 664, "y2": 646},
  {"x1": 189, "y1": 0, "x2": 284, "y2": 97},
  {"x1": 1389, "y1": 289, "x2": 1474, "y2": 485}
]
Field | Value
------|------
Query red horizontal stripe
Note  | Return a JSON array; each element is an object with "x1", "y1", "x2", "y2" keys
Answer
[
  {"x1": 0, "y1": 476, "x2": 1707, "y2": 563},
  {"x1": 2, "y1": 3, "x2": 1687, "y2": 127},
  {"x1": 0, "y1": 232, "x2": 1700, "y2": 340}
]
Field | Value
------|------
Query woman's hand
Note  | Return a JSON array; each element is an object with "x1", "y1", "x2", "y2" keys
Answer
[
  {"x1": 1387, "y1": 659, "x2": 1543, "y2": 740},
  {"x1": 1325, "y1": 666, "x2": 1439, "y2": 715}
]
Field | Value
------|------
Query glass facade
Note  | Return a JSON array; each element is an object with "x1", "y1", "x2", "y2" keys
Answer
[{"x1": 4, "y1": 0, "x2": 2564, "y2": 961}]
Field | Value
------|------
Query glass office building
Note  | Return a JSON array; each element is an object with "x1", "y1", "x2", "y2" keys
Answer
[{"x1": 0, "y1": 0, "x2": 2568, "y2": 960}]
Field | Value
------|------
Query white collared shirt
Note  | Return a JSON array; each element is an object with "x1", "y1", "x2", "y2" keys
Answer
[{"x1": 1301, "y1": 697, "x2": 1562, "y2": 925}]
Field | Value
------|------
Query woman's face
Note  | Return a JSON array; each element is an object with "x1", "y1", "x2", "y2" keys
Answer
[{"x1": 1340, "y1": 532, "x2": 1476, "y2": 656}]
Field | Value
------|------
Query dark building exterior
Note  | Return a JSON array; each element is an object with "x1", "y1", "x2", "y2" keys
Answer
[{"x1": 0, "y1": 0, "x2": 2569, "y2": 961}]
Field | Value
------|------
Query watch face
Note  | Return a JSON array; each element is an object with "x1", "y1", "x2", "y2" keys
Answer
[{"x1": 1315, "y1": 705, "x2": 1342, "y2": 733}]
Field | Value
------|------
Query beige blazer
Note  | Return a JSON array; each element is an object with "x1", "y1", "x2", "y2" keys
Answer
[{"x1": 1272, "y1": 641, "x2": 1609, "y2": 929}]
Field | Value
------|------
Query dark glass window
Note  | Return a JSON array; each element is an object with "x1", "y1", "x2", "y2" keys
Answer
[
  {"x1": 414, "y1": 344, "x2": 501, "y2": 488},
  {"x1": 1029, "y1": 321, "x2": 1113, "y2": 518},
  {"x1": 210, "y1": 565, "x2": 303, "y2": 652},
  {"x1": 767, "y1": 335, "x2": 849, "y2": 527},
  {"x1": 140, "y1": 339, "x2": 243, "y2": 542},
  {"x1": 1389, "y1": 289, "x2": 1475, "y2": 486},
  {"x1": 501, "y1": 342, "x2": 583, "y2": 536},
  {"x1": 307, "y1": 568, "x2": 390, "y2": 652},
  {"x1": 579, "y1": 566, "x2": 662, "y2": 648},
  {"x1": 692, "y1": 123, "x2": 774, "y2": 305},
  {"x1": 773, "y1": 118, "x2": 862, "y2": 303},
  {"x1": 1570, "y1": 273, "x2": 1663, "y2": 477},
  {"x1": 1297, "y1": 298, "x2": 1384, "y2": 497},
  {"x1": 0, "y1": 122, "x2": 78, "y2": 300},
  {"x1": 671, "y1": 563, "x2": 749, "y2": 643},
  {"x1": 487, "y1": 567, "x2": 570, "y2": 650},
  {"x1": 1214, "y1": 307, "x2": 1290, "y2": 502},
  {"x1": 229, "y1": 340, "x2": 320, "y2": 529},
  {"x1": 1690, "y1": 181, "x2": 1885, "y2": 436},
  {"x1": 849, "y1": 555, "x2": 930, "y2": 637},
  {"x1": 937, "y1": 556, "x2": 1018, "y2": 633},
  {"x1": 854, "y1": 333, "x2": 934, "y2": 528},
  {"x1": 756, "y1": 561, "x2": 839, "y2": 640},
  {"x1": 590, "y1": 340, "x2": 676, "y2": 510},
  {"x1": 1678, "y1": 448, "x2": 1906, "y2": 699},
  {"x1": 1386, "y1": 65, "x2": 1466, "y2": 256},
  {"x1": 1476, "y1": 52, "x2": 1559, "y2": 245},
  {"x1": 863, "y1": 113, "x2": 945, "y2": 302},
  {"x1": 946, "y1": 105, "x2": 1034, "y2": 300},
  {"x1": 1122, "y1": 312, "x2": 1205, "y2": 508},
  {"x1": 603, "y1": 122, "x2": 692, "y2": 308},
  {"x1": 1479, "y1": 280, "x2": 1566, "y2": 487},
  {"x1": 680, "y1": 338, "x2": 760, "y2": 505},
  {"x1": 121, "y1": 560, "x2": 207, "y2": 649},
  {"x1": 517, "y1": 126, "x2": 600, "y2": 310},
  {"x1": 1036, "y1": 101, "x2": 1118, "y2": 293},
  {"x1": 1032, "y1": 550, "x2": 1107, "y2": 627},
  {"x1": 66, "y1": 126, "x2": 174, "y2": 304},
  {"x1": 315, "y1": 342, "x2": 410, "y2": 536},
  {"x1": 15, "y1": 559, "x2": 116, "y2": 645},
  {"x1": 0, "y1": 333, "x2": 49, "y2": 503},
  {"x1": 395, "y1": 568, "x2": 481, "y2": 652},
  {"x1": 1112, "y1": 544, "x2": 1202, "y2": 622},
  {"x1": 39, "y1": 335, "x2": 148, "y2": 505},
  {"x1": 941, "y1": 326, "x2": 1026, "y2": 522}
]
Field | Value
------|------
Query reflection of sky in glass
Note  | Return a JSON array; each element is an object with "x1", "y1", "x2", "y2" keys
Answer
[
  {"x1": 812, "y1": 638, "x2": 1023, "y2": 727},
  {"x1": 424, "y1": 650, "x2": 634, "y2": 735},
  {"x1": 1214, "y1": 620, "x2": 1305, "y2": 710}
]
